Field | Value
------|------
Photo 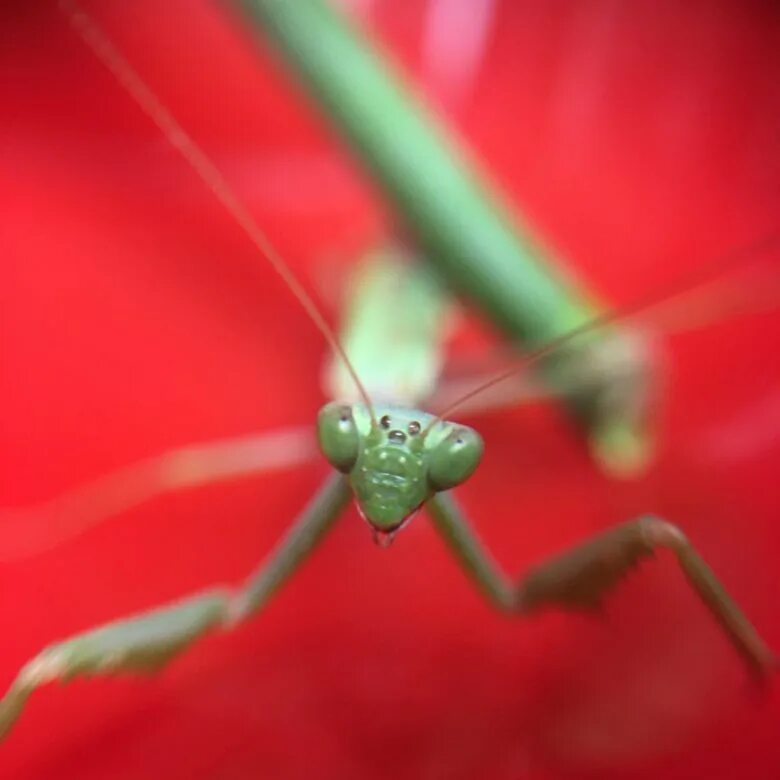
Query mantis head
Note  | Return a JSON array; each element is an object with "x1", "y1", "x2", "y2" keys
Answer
[{"x1": 317, "y1": 402, "x2": 483, "y2": 540}]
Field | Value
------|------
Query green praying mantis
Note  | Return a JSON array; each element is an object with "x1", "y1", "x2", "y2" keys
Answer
[{"x1": 0, "y1": 0, "x2": 776, "y2": 744}]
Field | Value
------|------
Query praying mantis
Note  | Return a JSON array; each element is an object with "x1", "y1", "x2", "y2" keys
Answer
[{"x1": 2, "y1": 0, "x2": 779, "y2": 773}]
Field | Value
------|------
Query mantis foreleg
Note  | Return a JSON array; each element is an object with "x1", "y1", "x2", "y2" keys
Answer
[
  {"x1": 427, "y1": 492, "x2": 776, "y2": 682},
  {"x1": 0, "y1": 473, "x2": 351, "y2": 740}
]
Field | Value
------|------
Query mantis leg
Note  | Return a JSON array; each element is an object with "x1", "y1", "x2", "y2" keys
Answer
[
  {"x1": 0, "y1": 426, "x2": 317, "y2": 561},
  {"x1": 426, "y1": 492, "x2": 776, "y2": 682},
  {"x1": 0, "y1": 473, "x2": 351, "y2": 740}
]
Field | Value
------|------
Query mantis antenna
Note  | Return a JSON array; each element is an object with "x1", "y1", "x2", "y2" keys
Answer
[
  {"x1": 425, "y1": 229, "x2": 780, "y2": 434},
  {"x1": 59, "y1": 0, "x2": 378, "y2": 427}
]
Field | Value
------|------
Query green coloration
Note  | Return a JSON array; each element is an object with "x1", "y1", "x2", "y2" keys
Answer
[
  {"x1": 233, "y1": 0, "x2": 594, "y2": 344},
  {"x1": 427, "y1": 494, "x2": 776, "y2": 681},
  {"x1": 1, "y1": 463, "x2": 772, "y2": 738},
  {"x1": 426, "y1": 427, "x2": 484, "y2": 492},
  {"x1": 318, "y1": 401, "x2": 482, "y2": 530},
  {"x1": 1, "y1": 0, "x2": 771, "y2": 745},
  {"x1": 0, "y1": 590, "x2": 229, "y2": 740},
  {"x1": 591, "y1": 421, "x2": 653, "y2": 477},
  {"x1": 237, "y1": 472, "x2": 351, "y2": 615},
  {"x1": 0, "y1": 474, "x2": 351, "y2": 740},
  {"x1": 231, "y1": 0, "x2": 652, "y2": 472},
  {"x1": 316, "y1": 403, "x2": 361, "y2": 473},
  {"x1": 426, "y1": 491, "x2": 514, "y2": 611},
  {"x1": 324, "y1": 246, "x2": 449, "y2": 406}
]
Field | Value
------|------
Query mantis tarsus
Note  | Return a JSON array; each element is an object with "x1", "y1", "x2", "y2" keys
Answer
[{"x1": 1, "y1": 0, "x2": 777, "y2": 754}]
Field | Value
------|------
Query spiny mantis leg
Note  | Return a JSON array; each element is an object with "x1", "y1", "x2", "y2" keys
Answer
[
  {"x1": 426, "y1": 492, "x2": 776, "y2": 682},
  {"x1": 0, "y1": 473, "x2": 351, "y2": 740}
]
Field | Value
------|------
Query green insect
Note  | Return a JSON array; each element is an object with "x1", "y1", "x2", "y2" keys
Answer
[{"x1": 0, "y1": 0, "x2": 775, "y2": 743}]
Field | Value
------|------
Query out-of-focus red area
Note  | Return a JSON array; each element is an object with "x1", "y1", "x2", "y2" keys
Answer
[{"x1": 1, "y1": 1, "x2": 779, "y2": 778}]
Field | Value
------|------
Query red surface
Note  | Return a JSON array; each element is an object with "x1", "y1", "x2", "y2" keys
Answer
[{"x1": 2, "y1": 1, "x2": 779, "y2": 778}]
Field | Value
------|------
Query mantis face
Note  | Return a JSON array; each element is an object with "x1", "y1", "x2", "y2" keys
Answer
[{"x1": 317, "y1": 402, "x2": 483, "y2": 535}]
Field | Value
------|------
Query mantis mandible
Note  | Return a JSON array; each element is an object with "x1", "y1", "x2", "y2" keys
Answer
[{"x1": 0, "y1": 2, "x2": 775, "y2": 742}]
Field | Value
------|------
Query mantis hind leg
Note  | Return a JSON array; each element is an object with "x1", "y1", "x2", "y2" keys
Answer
[
  {"x1": 0, "y1": 473, "x2": 351, "y2": 740},
  {"x1": 0, "y1": 425, "x2": 318, "y2": 562},
  {"x1": 427, "y1": 492, "x2": 776, "y2": 683}
]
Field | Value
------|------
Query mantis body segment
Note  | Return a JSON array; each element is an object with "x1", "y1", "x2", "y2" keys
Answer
[{"x1": 0, "y1": 0, "x2": 775, "y2": 744}]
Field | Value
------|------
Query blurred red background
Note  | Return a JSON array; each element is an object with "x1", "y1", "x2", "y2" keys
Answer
[{"x1": 1, "y1": 1, "x2": 779, "y2": 778}]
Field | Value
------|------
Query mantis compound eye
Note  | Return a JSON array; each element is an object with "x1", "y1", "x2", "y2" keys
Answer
[
  {"x1": 317, "y1": 402, "x2": 360, "y2": 473},
  {"x1": 426, "y1": 426, "x2": 484, "y2": 491}
]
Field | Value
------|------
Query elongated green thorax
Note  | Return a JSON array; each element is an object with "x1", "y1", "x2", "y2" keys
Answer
[
  {"x1": 317, "y1": 402, "x2": 482, "y2": 540},
  {"x1": 233, "y1": 0, "x2": 654, "y2": 476}
]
